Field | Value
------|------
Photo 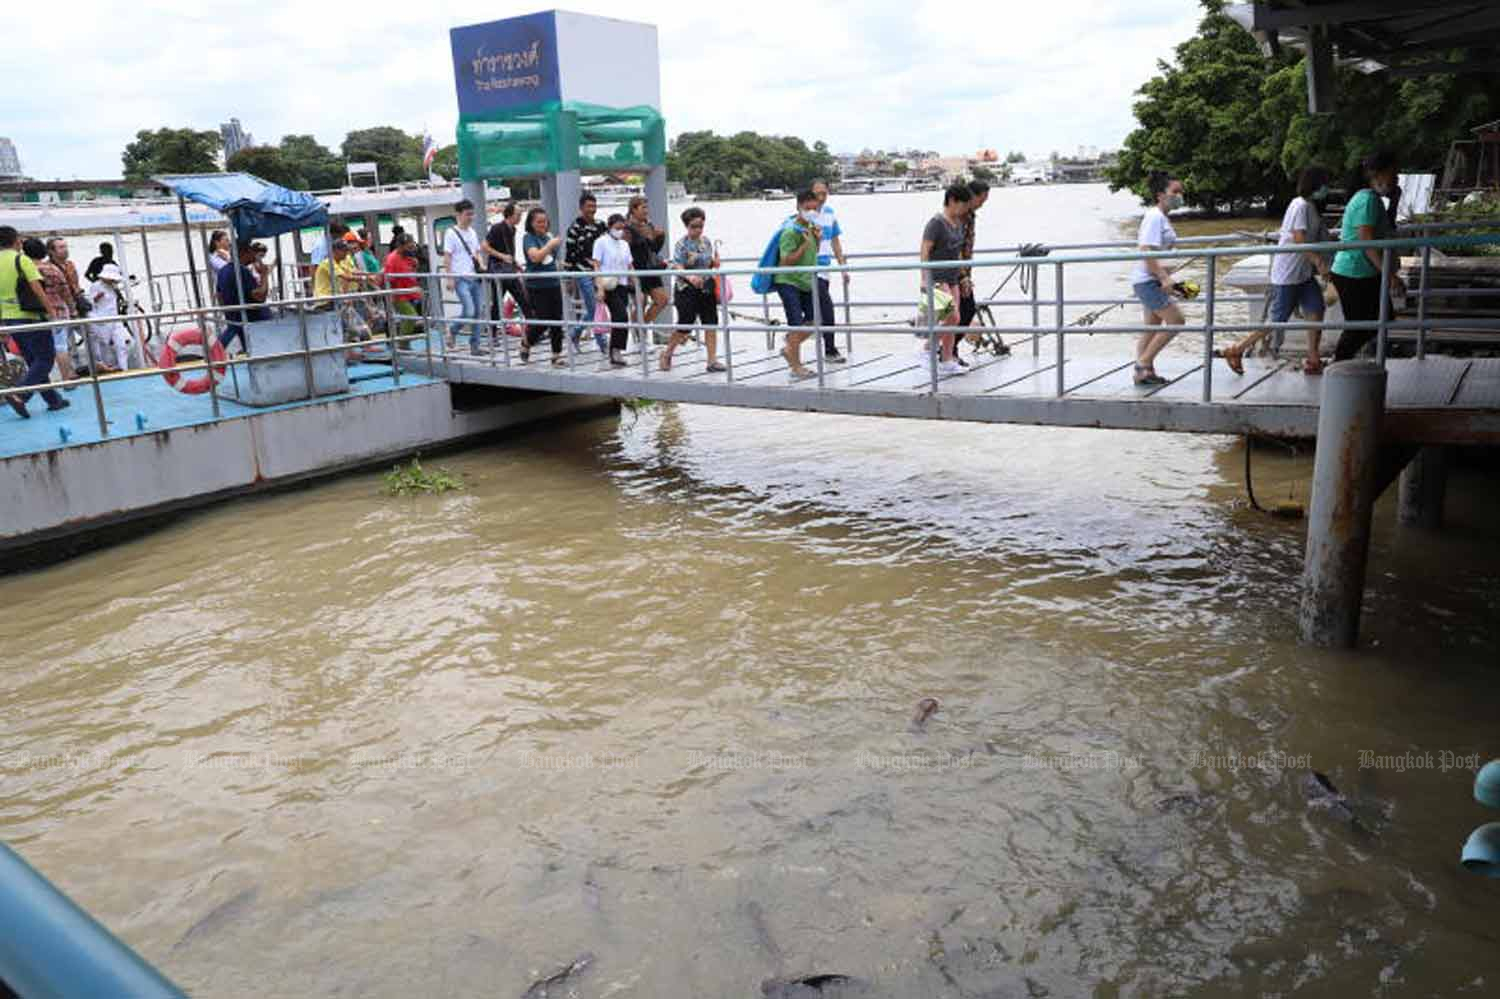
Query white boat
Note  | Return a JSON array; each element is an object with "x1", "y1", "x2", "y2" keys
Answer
[{"x1": 760, "y1": 188, "x2": 794, "y2": 200}]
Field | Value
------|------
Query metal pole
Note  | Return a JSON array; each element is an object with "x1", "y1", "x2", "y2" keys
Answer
[
  {"x1": 720, "y1": 270, "x2": 734, "y2": 384},
  {"x1": 274, "y1": 234, "x2": 286, "y2": 306},
  {"x1": 634, "y1": 275, "x2": 648, "y2": 375},
  {"x1": 430, "y1": 215, "x2": 450, "y2": 367},
  {"x1": 138, "y1": 226, "x2": 158, "y2": 345},
  {"x1": 562, "y1": 270, "x2": 576, "y2": 370},
  {"x1": 383, "y1": 289, "x2": 400, "y2": 386},
  {"x1": 812, "y1": 266, "x2": 825, "y2": 388},
  {"x1": 1030, "y1": 263, "x2": 1040, "y2": 357},
  {"x1": 1416, "y1": 244, "x2": 1430, "y2": 360},
  {"x1": 1298, "y1": 361, "x2": 1387, "y2": 648},
  {"x1": 176, "y1": 197, "x2": 203, "y2": 310},
  {"x1": 762, "y1": 288, "x2": 772, "y2": 351},
  {"x1": 1202, "y1": 257, "x2": 1217, "y2": 402},
  {"x1": 1376, "y1": 247, "x2": 1392, "y2": 366},
  {"x1": 80, "y1": 322, "x2": 108, "y2": 437},
  {"x1": 1397, "y1": 446, "x2": 1447, "y2": 529},
  {"x1": 842, "y1": 271, "x2": 852, "y2": 357},
  {"x1": 296, "y1": 304, "x2": 314, "y2": 398},
  {"x1": 1054, "y1": 263, "x2": 1065, "y2": 397},
  {"x1": 926, "y1": 279, "x2": 938, "y2": 393}
]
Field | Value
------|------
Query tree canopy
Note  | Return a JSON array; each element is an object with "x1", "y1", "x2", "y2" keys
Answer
[
  {"x1": 665, "y1": 131, "x2": 836, "y2": 196},
  {"x1": 278, "y1": 134, "x2": 344, "y2": 190},
  {"x1": 1108, "y1": 0, "x2": 1500, "y2": 214},
  {"x1": 225, "y1": 146, "x2": 305, "y2": 188},
  {"x1": 341, "y1": 127, "x2": 423, "y2": 185},
  {"x1": 122, "y1": 128, "x2": 221, "y2": 181}
]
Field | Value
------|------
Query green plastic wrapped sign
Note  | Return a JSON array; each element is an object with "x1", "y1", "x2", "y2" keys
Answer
[{"x1": 457, "y1": 100, "x2": 666, "y2": 179}]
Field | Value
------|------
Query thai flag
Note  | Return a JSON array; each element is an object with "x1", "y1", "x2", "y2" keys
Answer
[{"x1": 422, "y1": 133, "x2": 438, "y2": 172}]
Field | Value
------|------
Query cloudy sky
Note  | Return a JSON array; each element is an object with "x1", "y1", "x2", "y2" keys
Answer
[{"x1": 12, "y1": 0, "x2": 1204, "y2": 180}]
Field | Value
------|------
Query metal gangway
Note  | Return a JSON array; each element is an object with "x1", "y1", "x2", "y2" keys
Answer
[{"x1": 398, "y1": 229, "x2": 1500, "y2": 445}]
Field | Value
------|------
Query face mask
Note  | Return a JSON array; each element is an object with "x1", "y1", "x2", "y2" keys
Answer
[
  {"x1": 801, "y1": 210, "x2": 820, "y2": 224},
  {"x1": 1312, "y1": 185, "x2": 1329, "y2": 202},
  {"x1": 610, "y1": 229, "x2": 625, "y2": 240},
  {"x1": 1165, "y1": 193, "x2": 1184, "y2": 211}
]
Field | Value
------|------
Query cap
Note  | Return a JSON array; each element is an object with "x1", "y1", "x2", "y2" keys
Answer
[{"x1": 342, "y1": 232, "x2": 363, "y2": 245}]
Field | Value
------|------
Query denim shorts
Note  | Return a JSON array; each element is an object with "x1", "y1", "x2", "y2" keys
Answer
[
  {"x1": 1133, "y1": 279, "x2": 1172, "y2": 313},
  {"x1": 1269, "y1": 278, "x2": 1324, "y2": 322}
]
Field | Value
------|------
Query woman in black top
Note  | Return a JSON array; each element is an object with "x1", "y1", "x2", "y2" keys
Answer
[{"x1": 625, "y1": 195, "x2": 668, "y2": 327}]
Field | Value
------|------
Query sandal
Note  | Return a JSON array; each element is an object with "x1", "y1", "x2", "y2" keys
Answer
[
  {"x1": 1303, "y1": 356, "x2": 1324, "y2": 375},
  {"x1": 1222, "y1": 345, "x2": 1244, "y2": 376},
  {"x1": 551, "y1": 354, "x2": 566, "y2": 367},
  {"x1": 519, "y1": 345, "x2": 530, "y2": 363},
  {"x1": 705, "y1": 361, "x2": 726, "y2": 373}
]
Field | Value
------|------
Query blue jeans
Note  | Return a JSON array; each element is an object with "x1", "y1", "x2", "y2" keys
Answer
[
  {"x1": 571, "y1": 272, "x2": 596, "y2": 343},
  {"x1": 454, "y1": 277, "x2": 482, "y2": 349},
  {"x1": 5, "y1": 322, "x2": 63, "y2": 408},
  {"x1": 775, "y1": 283, "x2": 815, "y2": 332}
]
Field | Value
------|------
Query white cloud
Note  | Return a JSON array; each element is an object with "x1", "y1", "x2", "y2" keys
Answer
[{"x1": 9, "y1": 0, "x2": 1202, "y2": 179}]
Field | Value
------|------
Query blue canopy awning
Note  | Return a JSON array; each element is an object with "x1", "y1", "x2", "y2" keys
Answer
[{"x1": 153, "y1": 172, "x2": 328, "y2": 239}]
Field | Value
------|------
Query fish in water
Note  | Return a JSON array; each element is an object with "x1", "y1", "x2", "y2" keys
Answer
[
  {"x1": 521, "y1": 952, "x2": 595, "y2": 999},
  {"x1": 762, "y1": 974, "x2": 860, "y2": 998},
  {"x1": 911, "y1": 697, "x2": 940, "y2": 730},
  {"x1": 171, "y1": 886, "x2": 258, "y2": 952},
  {"x1": 1302, "y1": 771, "x2": 1372, "y2": 836}
]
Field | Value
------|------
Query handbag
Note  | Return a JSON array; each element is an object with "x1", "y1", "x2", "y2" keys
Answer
[
  {"x1": 715, "y1": 272, "x2": 734, "y2": 305},
  {"x1": 73, "y1": 291, "x2": 92, "y2": 317},
  {"x1": 591, "y1": 300, "x2": 611, "y2": 336}
]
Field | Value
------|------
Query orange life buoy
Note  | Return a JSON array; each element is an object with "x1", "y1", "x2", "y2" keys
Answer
[{"x1": 157, "y1": 327, "x2": 227, "y2": 394}]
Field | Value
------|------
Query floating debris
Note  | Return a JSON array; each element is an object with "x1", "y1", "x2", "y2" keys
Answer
[{"x1": 521, "y1": 952, "x2": 595, "y2": 999}]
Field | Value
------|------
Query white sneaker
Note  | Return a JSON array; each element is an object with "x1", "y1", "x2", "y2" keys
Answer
[{"x1": 937, "y1": 360, "x2": 963, "y2": 376}]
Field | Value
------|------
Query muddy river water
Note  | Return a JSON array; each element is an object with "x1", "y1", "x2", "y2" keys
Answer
[{"x1": 2, "y1": 185, "x2": 1498, "y2": 997}]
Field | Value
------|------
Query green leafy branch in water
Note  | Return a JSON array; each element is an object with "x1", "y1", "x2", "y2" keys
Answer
[
  {"x1": 383, "y1": 456, "x2": 464, "y2": 496},
  {"x1": 619, "y1": 396, "x2": 657, "y2": 430}
]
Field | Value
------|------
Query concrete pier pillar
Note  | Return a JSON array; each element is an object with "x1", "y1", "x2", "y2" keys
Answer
[
  {"x1": 1397, "y1": 446, "x2": 1448, "y2": 529},
  {"x1": 1299, "y1": 361, "x2": 1388, "y2": 648}
]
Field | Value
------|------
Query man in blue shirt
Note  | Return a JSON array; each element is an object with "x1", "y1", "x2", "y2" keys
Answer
[
  {"x1": 216, "y1": 239, "x2": 271, "y2": 351},
  {"x1": 811, "y1": 179, "x2": 848, "y2": 362}
]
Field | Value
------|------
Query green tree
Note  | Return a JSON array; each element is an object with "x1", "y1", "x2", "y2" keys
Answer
[
  {"x1": 972, "y1": 164, "x2": 998, "y2": 183},
  {"x1": 226, "y1": 146, "x2": 305, "y2": 188},
  {"x1": 1005, "y1": 150, "x2": 1026, "y2": 163},
  {"x1": 1106, "y1": 3, "x2": 1291, "y2": 213},
  {"x1": 891, "y1": 160, "x2": 909, "y2": 176},
  {"x1": 665, "y1": 130, "x2": 835, "y2": 196},
  {"x1": 431, "y1": 143, "x2": 459, "y2": 179},
  {"x1": 340, "y1": 127, "x2": 423, "y2": 184},
  {"x1": 278, "y1": 134, "x2": 344, "y2": 190},
  {"x1": 122, "y1": 127, "x2": 221, "y2": 181}
]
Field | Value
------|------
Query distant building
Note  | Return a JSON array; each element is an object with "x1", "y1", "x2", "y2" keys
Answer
[
  {"x1": 0, "y1": 178, "x2": 169, "y2": 205},
  {"x1": 0, "y1": 138, "x2": 22, "y2": 180},
  {"x1": 219, "y1": 118, "x2": 254, "y2": 162}
]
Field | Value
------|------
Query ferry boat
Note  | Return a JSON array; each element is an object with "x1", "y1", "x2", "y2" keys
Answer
[{"x1": 759, "y1": 188, "x2": 794, "y2": 200}]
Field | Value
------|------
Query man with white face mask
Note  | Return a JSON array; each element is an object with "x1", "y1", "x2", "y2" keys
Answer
[{"x1": 772, "y1": 189, "x2": 823, "y2": 380}]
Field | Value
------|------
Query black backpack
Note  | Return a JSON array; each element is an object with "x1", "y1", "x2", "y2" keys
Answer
[{"x1": 8, "y1": 252, "x2": 47, "y2": 316}]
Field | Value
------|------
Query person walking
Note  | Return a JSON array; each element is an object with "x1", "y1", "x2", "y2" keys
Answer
[
  {"x1": 810, "y1": 179, "x2": 848, "y2": 363},
  {"x1": 1130, "y1": 171, "x2": 1186, "y2": 386},
  {"x1": 1222, "y1": 166, "x2": 1334, "y2": 375},
  {"x1": 521, "y1": 207, "x2": 565, "y2": 365},
  {"x1": 625, "y1": 195, "x2": 668, "y2": 332},
  {"x1": 1, "y1": 226, "x2": 68, "y2": 418},
  {"x1": 1329, "y1": 149, "x2": 1405, "y2": 362},
  {"x1": 918, "y1": 183, "x2": 973, "y2": 376},
  {"x1": 957, "y1": 178, "x2": 1004, "y2": 361},
  {"x1": 35, "y1": 238, "x2": 79, "y2": 386},
  {"x1": 774, "y1": 189, "x2": 823, "y2": 381},
  {"x1": 86, "y1": 263, "x2": 140, "y2": 371},
  {"x1": 565, "y1": 192, "x2": 607, "y2": 349},
  {"x1": 215, "y1": 240, "x2": 271, "y2": 353},
  {"x1": 482, "y1": 201, "x2": 529, "y2": 330},
  {"x1": 592, "y1": 213, "x2": 634, "y2": 367},
  {"x1": 442, "y1": 199, "x2": 486, "y2": 353},
  {"x1": 663, "y1": 207, "x2": 725, "y2": 373}
]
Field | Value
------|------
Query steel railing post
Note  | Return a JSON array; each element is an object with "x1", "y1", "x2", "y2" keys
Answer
[
  {"x1": 1202, "y1": 256, "x2": 1216, "y2": 402},
  {"x1": 297, "y1": 305, "x2": 314, "y2": 397},
  {"x1": 1030, "y1": 263, "x2": 1040, "y2": 357},
  {"x1": 383, "y1": 289, "x2": 400, "y2": 386},
  {"x1": 1377, "y1": 247, "x2": 1392, "y2": 366},
  {"x1": 926, "y1": 279, "x2": 938, "y2": 394},
  {"x1": 841, "y1": 271, "x2": 852, "y2": 356},
  {"x1": 720, "y1": 266, "x2": 734, "y2": 383},
  {"x1": 812, "y1": 265, "x2": 825, "y2": 388},
  {"x1": 1416, "y1": 244, "x2": 1430, "y2": 360},
  {"x1": 634, "y1": 275, "x2": 649, "y2": 374},
  {"x1": 1054, "y1": 263, "x2": 1065, "y2": 397},
  {"x1": 562, "y1": 271, "x2": 576, "y2": 371},
  {"x1": 80, "y1": 321, "x2": 108, "y2": 437}
]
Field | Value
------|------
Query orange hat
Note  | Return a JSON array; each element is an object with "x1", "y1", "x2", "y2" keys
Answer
[{"x1": 342, "y1": 232, "x2": 363, "y2": 245}]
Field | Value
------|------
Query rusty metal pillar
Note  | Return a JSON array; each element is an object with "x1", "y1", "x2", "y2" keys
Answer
[
  {"x1": 1299, "y1": 361, "x2": 1387, "y2": 648},
  {"x1": 1397, "y1": 445, "x2": 1448, "y2": 529}
]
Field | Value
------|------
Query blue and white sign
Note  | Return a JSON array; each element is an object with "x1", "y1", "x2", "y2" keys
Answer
[{"x1": 450, "y1": 11, "x2": 561, "y2": 116}]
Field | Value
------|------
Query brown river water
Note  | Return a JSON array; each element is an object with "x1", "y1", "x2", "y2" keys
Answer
[{"x1": 2, "y1": 186, "x2": 1498, "y2": 997}]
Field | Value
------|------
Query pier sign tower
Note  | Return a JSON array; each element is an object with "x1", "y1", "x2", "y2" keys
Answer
[{"x1": 449, "y1": 11, "x2": 666, "y2": 236}]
